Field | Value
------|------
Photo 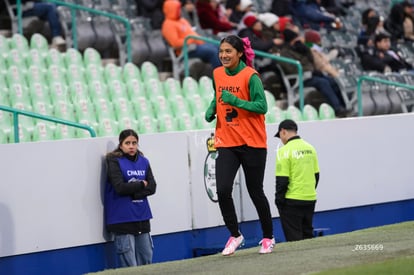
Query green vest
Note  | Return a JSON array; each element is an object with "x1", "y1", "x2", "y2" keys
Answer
[{"x1": 275, "y1": 138, "x2": 319, "y2": 201}]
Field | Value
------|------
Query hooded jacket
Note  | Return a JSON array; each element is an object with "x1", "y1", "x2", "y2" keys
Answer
[{"x1": 162, "y1": 0, "x2": 204, "y2": 55}]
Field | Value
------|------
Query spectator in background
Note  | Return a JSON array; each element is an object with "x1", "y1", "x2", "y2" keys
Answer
[
  {"x1": 135, "y1": 0, "x2": 165, "y2": 30},
  {"x1": 384, "y1": 1, "x2": 414, "y2": 42},
  {"x1": 258, "y1": 12, "x2": 284, "y2": 52},
  {"x1": 360, "y1": 32, "x2": 413, "y2": 73},
  {"x1": 162, "y1": 0, "x2": 221, "y2": 69},
  {"x1": 402, "y1": 1, "x2": 414, "y2": 41},
  {"x1": 279, "y1": 29, "x2": 348, "y2": 117},
  {"x1": 304, "y1": 29, "x2": 340, "y2": 78},
  {"x1": 291, "y1": 0, "x2": 342, "y2": 30},
  {"x1": 180, "y1": 0, "x2": 197, "y2": 25},
  {"x1": 358, "y1": 8, "x2": 384, "y2": 47},
  {"x1": 8, "y1": 0, "x2": 65, "y2": 47},
  {"x1": 271, "y1": 0, "x2": 293, "y2": 17},
  {"x1": 225, "y1": 0, "x2": 255, "y2": 27},
  {"x1": 196, "y1": 0, "x2": 237, "y2": 36}
]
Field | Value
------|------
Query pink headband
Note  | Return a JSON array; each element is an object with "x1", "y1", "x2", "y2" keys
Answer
[{"x1": 241, "y1": 37, "x2": 255, "y2": 68}]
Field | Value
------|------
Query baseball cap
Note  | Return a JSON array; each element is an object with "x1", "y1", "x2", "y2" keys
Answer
[{"x1": 274, "y1": 119, "x2": 298, "y2": 138}]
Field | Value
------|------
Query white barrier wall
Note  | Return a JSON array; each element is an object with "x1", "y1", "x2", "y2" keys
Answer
[{"x1": 1, "y1": 114, "x2": 414, "y2": 257}]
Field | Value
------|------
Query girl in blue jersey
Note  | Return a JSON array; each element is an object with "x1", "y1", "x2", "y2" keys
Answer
[{"x1": 104, "y1": 129, "x2": 157, "y2": 267}]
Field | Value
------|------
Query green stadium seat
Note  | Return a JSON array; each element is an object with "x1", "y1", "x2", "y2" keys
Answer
[
  {"x1": 194, "y1": 113, "x2": 214, "y2": 130},
  {"x1": 318, "y1": 103, "x2": 336, "y2": 120},
  {"x1": 32, "y1": 122, "x2": 55, "y2": 142},
  {"x1": 186, "y1": 94, "x2": 208, "y2": 116},
  {"x1": 9, "y1": 33, "x2": 29, "y2": 52},
  {"x1": 138, "y1": 115, "x2": 158, "y2": 134},
  {"x1": 53, "y1": 101, "x2": 76, "y2": 121},
  {"x1": 126, "y1": 78, "x2": 146, "y2": 100},
  {"x1": 83, "y1": 47, "x2": 102, "y2": 67},
  {"x1": 117, "y1": 117, "x2": 139, "y2": 132},
  {"x1": 0, "y1": 86, "x2": 10, "y2": 105},
  {"x1": 264, "y1": 90, "x2": 277, "y2": 109},
  {"x1": 0, "y1": 57, "x2": 7, "y2": 74},
  {"x1": 144, "y1": 77, "x2": 164, "y2": 98},
  {"x1": 123, "y1": 62, "x2": 142, "y2": 82},
  {"x1": 170, "y1": 94, "x2": 191, "y2": 117},
  {"x1": 64, "y1": 48, "x2": 84, "y2": 68},
  {"x1": 46, "y1": 64, "x2": 67, "y2": 85},
  {"x1": 32, "y1": 101, "x2": 53, "y2": 117},
  {"x1": 66, "y1": 64, "x2": 86, "y2": 84},
  {"x1": 30, "y1": 33, "x2": 49, "y2": 53},
  {"x1": 285, "y1": 105, "x2": 303, "y2": 121},
  {"x1": 0, "y1": 35, "x2": 10, "y2": 56},
  {"x1": 302, "y1": 104, "x2": 320, "y2": 121},
  {"x1": 176, "y1": 112, "x2": 197, "y2": 131},
  {"x1": 88, "y1": 80, "x2": 110, "y2": 101},
  {"x1": 8, "y1": 83, "x2": 30, "y2": 106},
  {"x1": 48, "y1": 80, "x2": 70, "y2": 104},
  {"x1": 26, "y1": 65, "x2": 47, "y2": 85},
  {"x1": 163, "y1": 77, "x2": 182, "y2": 99},
  {"x1": 74, "y1": 99, "x2": 97, "y2": 122},
  {"x1": 104, "y1": 63, "x2": 122, "y2": 83},
  {"x1": 150, "y1": 95, "x2": 173, "y2": 119},
  {"x1": 0, "y1": 128, "x2": 9, "y2": 144},
  {"x1": 265, "y1": 106, "x2": 286, "y2": 124},
  {"x1": 94, "y1": 98, "x2": 116, "y2": 121},
  {"x1": 54, "y1": 124, "x2": 77, "y2": 140},
  {"x1": 98, "y1": 118, "x2": 119, "y2": 137},
  {"x1": 182, "y1": 76, "x2": 199, "y2": 96},
  {"x1": 140, "y1": 61, "x2": 159, "y2": 82},
  {"x1": 112, "y1": 97, "x2": 137, "y2": 120},
  {"x1": 45, "y1": 48, "x2": 65, "y2": 68},
  {"x1": 5, "y1": 48, "x2": 27, "y2": 69},
  {"x1": 69, "y1": 81, "x2": 90, "y2": 103},
  {"x1": 85, "y1": 63, "x2": 105, "y2": 84},
  {"x1": 107, "y1": 79, "x2": 128, "y2": 102},
  {"x1": 198, "y1": 75, "x2": 214, "y2": 98},
  {"x1": 6, "y1": 65, "x2": 27, "y2": 88},
  {"x1": 26, "y1": 49, "x2": 46, "y2": 68},
  {"x1": 157, "y1": 113, "x2": 179, "y2": 132}
]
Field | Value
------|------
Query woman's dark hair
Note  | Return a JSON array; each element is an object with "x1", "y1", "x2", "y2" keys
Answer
[
  {"x1": 118, "y1": 128, "x2": 138, "y2": 146},
  {"x1": 220, "y1": 35, "x2": 246, "y2": 64},
  {"x1": 361, "y1": 8, "x2": 375, "y2": 26},
  {"x1": 107, "y1": 129, "x2": 141, "y2": 158}
]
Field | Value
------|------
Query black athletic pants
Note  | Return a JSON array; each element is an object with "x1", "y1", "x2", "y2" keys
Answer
[
  {"x1": 278, "y1": 202, "x2": 316, "y2": 241},
  {"x1": 216, "y1": 146, "x2": 273, "y2": 239}
]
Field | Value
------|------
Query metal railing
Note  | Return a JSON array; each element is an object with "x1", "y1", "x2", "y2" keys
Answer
[
  {"x1": 182, "y1": 35, "x2": 306, "y2": 111},
  {"x1": 15, "y1": 0, "x2": 132, "y2": 62},
  {"x1": 356, "y1": 76, "x2": 414, "y2": 116},
  {"x1": 0, "y1": 105, "x2": 96, "y2": 143}
]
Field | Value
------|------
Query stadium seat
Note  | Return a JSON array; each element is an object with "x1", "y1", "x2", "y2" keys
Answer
[
  {"x1": 9, "y1": 33, "x2": 29, "y2": 52},
  {"x1": 187, "y1": 94, "x2": 208, "y2": 116},
  {"x1": 0, "y1": 35, "x2": 10, "y2": 55},
  {"x1": 26, "y1": 65, "x2": 47, "y2": 85},
  {"x1": 176, "y1": 112, "x2": 197, "y2": 131},
  {"x1": 140, "y1": 61, "x2": 159, "y2": 81},
  {"x1": 107, "y1": 79, "x2": 128, "y2": 102},
  {"x1": 6, "y1": 48, "x2": 27, "y2": 70},
  {"x1": 112, "y1": 97, "x2": 138, "y2": 120},
  {"x1": 74, "y1": 99, "x2": 97, "y2": 123},
  {"x1": 46, "y1": 64, "x2": 67, "y2": 85},
  {"x1": 150, "y1": 95, "x2": 173, "y2": 119},
  {"x1": 182, "y1": 76, "x2": 199, "y2": 96},
  {"x1": 32, "y1": 122, "x2": 55, "y2": 142},
  {"x1": 54, "y1": 124, "x2": 77, "y2": 140},
  {"x1": 26, "y1": 48, "x2": 47, "y2": 68},
  {"x1": 104, "y1": 63, "x2": 122, "y2": 82},
  {"x1": 88, "y1": 80, "x2": 110, "y2": 101},
  {"x1": 98, "y1": 118, "x2": 119, "y2": 137},
  {"x1": 45, "y1": 48, "x2": 65, "y2": 68},
  {"x1": 94, "y1": 99, "x2": 116, "y2": 121},
  {"x1": 53, "y1": 101, "x2": 76, "y2": 121},
  {"x1": 318, "y1": 103, "x2": 336, "y2": 120},
  {"x1": 163, "y1": 77, "x2": 182, "y2": 99},
  {"x1": 48, "y1": 80, "x2": 70, "y2": 104},
  {"x1": 84, "y1": 63, "x2": 105, "y2": 84},
  {"x1": 64, "y1": 48, "x2": 84, "y2": 68},
  {"x1": 29, "y1": 82, "x2": 51, "y2": 106},
  {"x1": 170, "y1": 94, "x2": 191, "y2": 117},
  {"x1": 157, "y1": 113, "x2": 179, "y2": 132},
  {"x1": 285, "y1": 105, "x2": 303, "y2": 121},
  {"x1": 66, "y1": 64, "x2": 86, "y2": 84},
  {"x1": 266, "y1": 106, "x2": 286, "y2": 124},
  {"x1": 117, "y1": 116, "x2": 139, "y2": 132},
  {"x1": 68, "y1": 81, "x2": 90, "y2": 102},
  {"x1": 8, "y1": 83, "x2": 30, "y2": 107},
  {"x1": 30, "y1": 33, "x2": 49, "y2": 53},
  {"x1": 138, "y1": 115, "x2": 158, "y2": 134},
  {"x1": 126, "y1": 78, "x2": 146, "y2": 100},
  {"x1": 144, "y1": 77, "x2": 165, "y2": 98},
  {"x1": 302, "y1": 104, "x2": 319, "y2": 121},
  {"x1": 198, "y1": 75, "x2": 214, "y2": 100},
  {"x1": 123, "y1": 62, "x2": 142, "y2": 83},
  {"x1": 83, "y1": 47, "x2": 103, "y2": 67},
  {"x1": 264, "y1": 90, "x2": 277, "y2": 109}
]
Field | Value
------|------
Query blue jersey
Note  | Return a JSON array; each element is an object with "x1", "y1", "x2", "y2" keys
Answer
[{"x1": 105, "y1": 155, "x2": 153, "y2": 226}]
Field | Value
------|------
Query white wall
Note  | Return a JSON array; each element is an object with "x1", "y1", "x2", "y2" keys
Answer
[{"x1": 1, "y1": 114, "x2": 414, "y2": 257}]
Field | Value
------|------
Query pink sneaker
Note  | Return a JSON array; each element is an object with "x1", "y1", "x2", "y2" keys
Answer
[
  {"x1": 259, "y1": 238, "x2": 275, "y2": 254},
  {"x1": 222, "y1": 235, "x2": 245, "y2": 256}
]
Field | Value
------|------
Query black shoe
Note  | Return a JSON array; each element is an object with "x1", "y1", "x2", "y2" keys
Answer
[{"x1": 335, "y1": 107, "x2": 348, "y2": 118}]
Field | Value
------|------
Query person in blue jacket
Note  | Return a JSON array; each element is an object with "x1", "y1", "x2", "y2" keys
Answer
[{"x1": 104, "y1": 129, "x2": 157, "y2": 267}]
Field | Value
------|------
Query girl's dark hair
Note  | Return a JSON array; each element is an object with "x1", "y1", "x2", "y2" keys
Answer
[
  {"x1": 220, "y1": 35, "x2": 247, "y2": 64},
  {"x1": 118, "y1": 129, "x2": 138, "y2": 145},
  {"x1": 107, "y1": 129, "x2": 141, "y2": 157}
]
